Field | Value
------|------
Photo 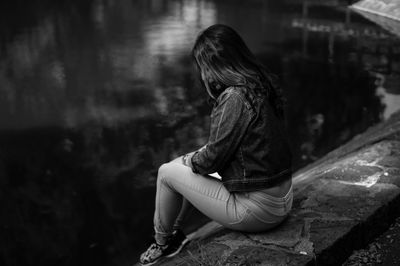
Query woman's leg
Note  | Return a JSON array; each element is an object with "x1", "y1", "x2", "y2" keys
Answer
[
  {"x1": 141, "y1": 159, "x2": 291, "y2": 264},
  {"x1": 172, "y1": 198, "x2": 194, "y2": 231},
  {"x1": 153, "y1": 161, "x2": 251, "y2": 244},
  {"x1": 168, "y1": 156, "x2": 195, "y2": 232}
]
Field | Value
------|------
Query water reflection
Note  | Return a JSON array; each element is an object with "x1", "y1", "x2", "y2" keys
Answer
[{"x1": 1, "y1": 0, "x2": 400, "y2": 265}]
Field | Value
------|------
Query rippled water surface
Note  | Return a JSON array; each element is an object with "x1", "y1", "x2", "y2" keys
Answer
[{"x1": 1, "y1": 0, "x2": 399, "y2": 265}]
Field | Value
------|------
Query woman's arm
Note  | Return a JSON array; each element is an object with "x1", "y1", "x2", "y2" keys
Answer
[
  {"x1": 179, "y1": 145, "x2": 207, "y2": 166},
  {"x1": 186, "y1": 91, "x2": 252, "y2": 175}
]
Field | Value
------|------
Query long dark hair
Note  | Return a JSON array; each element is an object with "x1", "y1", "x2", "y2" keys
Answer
[{"x1": 192, "y1": 24, "x2": 285, "y2": 118}]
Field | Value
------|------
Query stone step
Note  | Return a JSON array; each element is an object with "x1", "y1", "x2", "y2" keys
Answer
[{"x1": 138, "y1": 112, "x2": 400, "y2": 266}]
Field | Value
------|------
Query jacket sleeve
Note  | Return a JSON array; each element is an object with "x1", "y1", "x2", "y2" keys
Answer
[{"x1": 189, "y1": 91, "x2": 252, "y2": 175}]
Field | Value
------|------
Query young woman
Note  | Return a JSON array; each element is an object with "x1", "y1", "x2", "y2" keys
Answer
[{"x1": 139, "y1": 24, "x2": 293, "y2": 265}]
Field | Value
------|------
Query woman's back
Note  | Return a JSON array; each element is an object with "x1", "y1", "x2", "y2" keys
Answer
[{"x1": 211, "y1": 85, "x2": 292, "y2": 193}]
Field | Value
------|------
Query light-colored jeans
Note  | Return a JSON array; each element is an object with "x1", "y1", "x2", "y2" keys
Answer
[{"x1": 153, "y1": 158, "x2": 293, "y2": 244}]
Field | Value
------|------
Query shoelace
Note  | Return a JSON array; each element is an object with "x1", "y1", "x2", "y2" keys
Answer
[{"x1": 141, "y1": 243, "x2": 166, "y2": 261}]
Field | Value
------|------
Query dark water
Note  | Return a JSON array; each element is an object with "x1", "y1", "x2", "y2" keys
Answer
[{"x1": 1, "y1": 0, "x2": 399, "y2": 265}]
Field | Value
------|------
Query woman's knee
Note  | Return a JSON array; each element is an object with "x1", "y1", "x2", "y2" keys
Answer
[
  {"x1": 157, "y1": 162, "x2": 174, "y2": 185},
  {"x1": 170, "y1": 156, "x2": 184, "y2": 164}
]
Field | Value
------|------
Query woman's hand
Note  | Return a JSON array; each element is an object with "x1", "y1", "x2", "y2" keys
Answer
[
  {"x1": 182, "y1": 152, "x2": 196, "y2": 167},
  {"x1": 169, "y1": 152, "x2": 196, "y2": 166},
  {"x1": 170, "y1": 145, "x2": 207, "y2": 169}
]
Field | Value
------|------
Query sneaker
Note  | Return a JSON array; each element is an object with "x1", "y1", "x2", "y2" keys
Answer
[
  {"x1": 164, "y1": 229, "x2": 189, "y2": 258},
  {"x1": 139, "y1": 230, "x2": 189, "y2": 265},
  {"x1": 139, "y1": 242, "x2": 168, "y2": 265}
]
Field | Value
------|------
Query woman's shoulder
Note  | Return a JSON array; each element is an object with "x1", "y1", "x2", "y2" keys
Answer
[
  {"x1": 224, "y1": 85, "x2": 247, "y2": 96},
  {"x1": 216, "y1": 86, "x2": 252, "y2": 110},
  {"x1": 221, "y1": 85, "x2": 266, "y2": 110},
  {"x1": 219, "y1": 85, "x2": 257, "y2": 101}
]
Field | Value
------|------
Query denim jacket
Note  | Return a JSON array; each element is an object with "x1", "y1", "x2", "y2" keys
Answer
[{"x1": 189, "y1": 86, "x2": 292, "y2": 192}]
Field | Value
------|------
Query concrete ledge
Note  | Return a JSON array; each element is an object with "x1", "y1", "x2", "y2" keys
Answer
[
  {"x1": 351, "y1": 0, "x2": 400, "y2": 22},
  {"x1": 144, "y1": 112, "x2": 400, "y2": 266}
]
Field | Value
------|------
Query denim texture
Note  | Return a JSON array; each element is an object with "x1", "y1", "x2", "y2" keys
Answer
[
  {"x1": 190, "y1": 86, "x2": 292, "y2": 192},
  {"x1": 154, "y1": 161, "x2": 291, "y2": 242}
]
